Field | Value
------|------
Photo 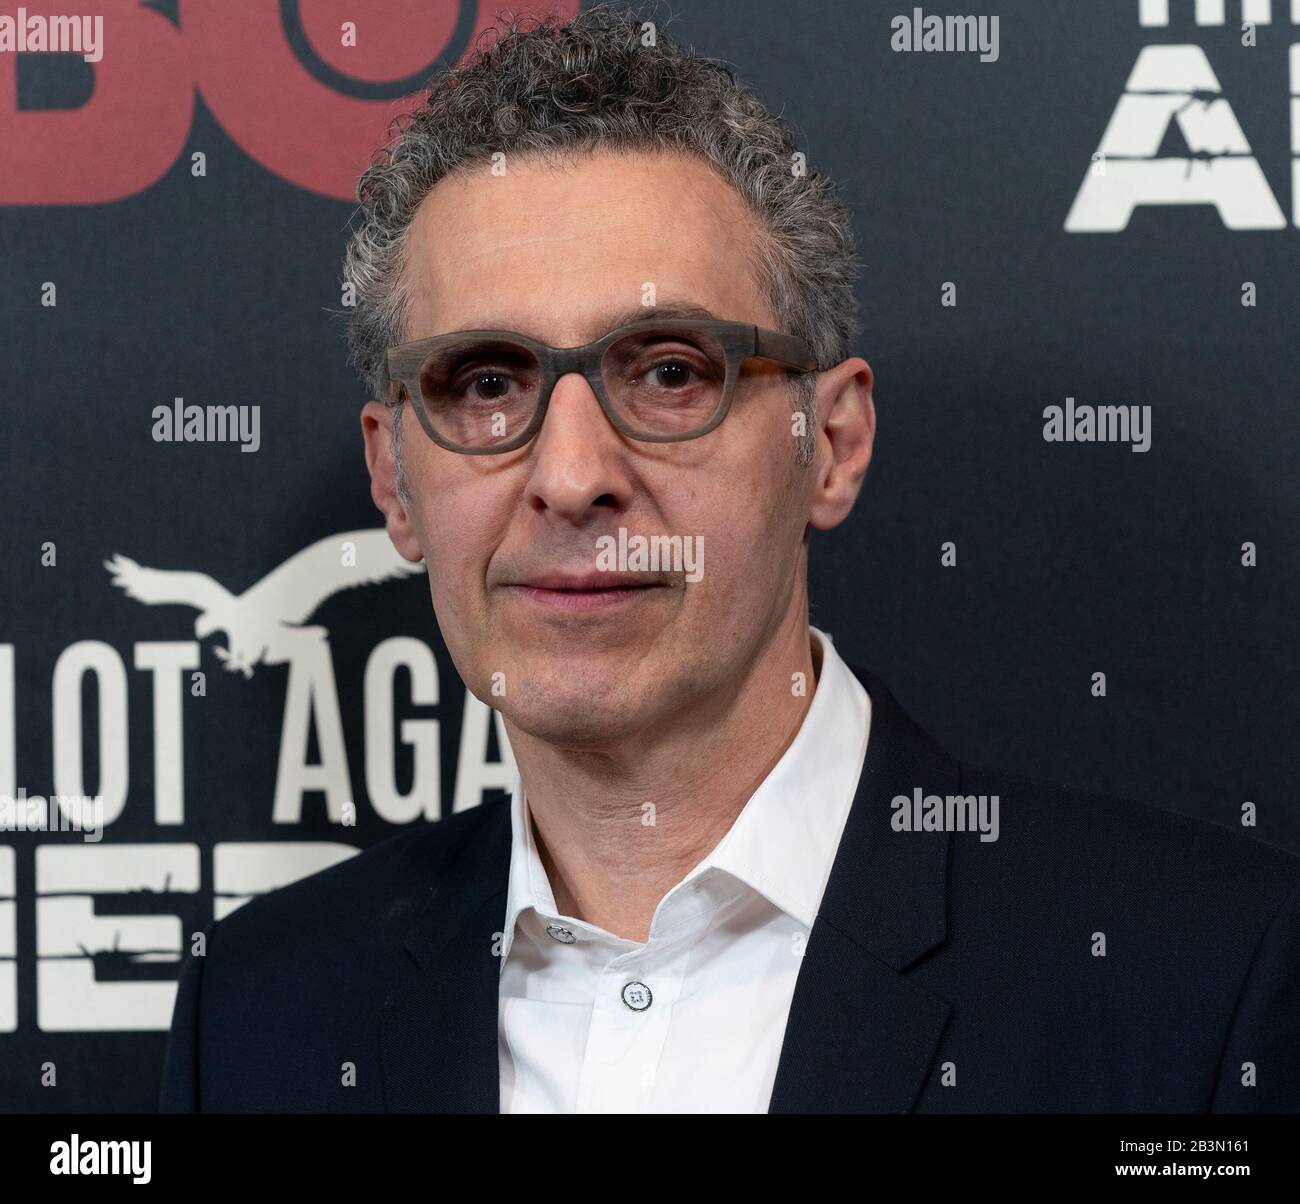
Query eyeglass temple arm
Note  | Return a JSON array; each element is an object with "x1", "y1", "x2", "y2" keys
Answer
[
  {"x1": 754, "y1": 328, "x2": 818, "y2": 372},
  {"x1": 380, "y1": 354, "x2": 402, "y2": 403}
]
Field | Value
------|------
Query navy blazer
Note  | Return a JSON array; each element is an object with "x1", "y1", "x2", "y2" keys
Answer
[{"x1": 159, "y1": 666, "x2": 1300, "y2": 1113}]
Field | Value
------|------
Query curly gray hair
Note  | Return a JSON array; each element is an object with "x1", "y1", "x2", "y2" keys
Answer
[{"x1": 341, "y1": 1, "x2": 861, "y2": 497}]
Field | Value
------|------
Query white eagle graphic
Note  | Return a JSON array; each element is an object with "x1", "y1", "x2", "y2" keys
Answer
[{"x1": 104, "y1": 530, "x2": 424, "y2": 678}]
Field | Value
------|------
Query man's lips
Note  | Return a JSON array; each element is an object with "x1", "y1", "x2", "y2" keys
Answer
[
  {"x1": 501, "y1": 572, "x2": 665, "y2": 612},
  {"x1": 511, "y1": 572, "x2": 660, "y2": 591}
]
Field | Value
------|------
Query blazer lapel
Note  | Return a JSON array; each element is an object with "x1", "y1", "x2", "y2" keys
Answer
[
  {"x1": 768, "y1": 666, "x2": 956, "y2": 1113},
  {"x1": 380, "y1": 800, "x2": 511, "y2": 1113}
]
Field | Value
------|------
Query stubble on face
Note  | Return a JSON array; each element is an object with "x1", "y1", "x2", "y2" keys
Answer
[{"x1": 397, "y1": 149, "x2": 812, "y2": 753}]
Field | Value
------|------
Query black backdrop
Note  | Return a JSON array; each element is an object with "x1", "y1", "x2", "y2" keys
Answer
[{"x1": 1, "y1": 0, "x2": 1297, "y2": 1112}]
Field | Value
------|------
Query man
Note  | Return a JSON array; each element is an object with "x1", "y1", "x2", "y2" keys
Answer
[{"x1": 160, "y1": 4, "x2": 1300, "y2": 1113}]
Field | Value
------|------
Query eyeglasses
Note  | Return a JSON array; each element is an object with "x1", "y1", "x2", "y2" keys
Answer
[{"x1": 381, "y1": 318, "x2": 818, "y2": 454}]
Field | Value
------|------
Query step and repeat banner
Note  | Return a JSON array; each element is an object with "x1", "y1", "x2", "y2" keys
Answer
[{"x1": 1, "y1": 0, "x2": 1297, "y2": 1112}]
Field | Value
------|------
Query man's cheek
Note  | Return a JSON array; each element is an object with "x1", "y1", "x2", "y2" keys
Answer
[{"x1": 680, "y1": 539, "x2": 731, "y2": 600}]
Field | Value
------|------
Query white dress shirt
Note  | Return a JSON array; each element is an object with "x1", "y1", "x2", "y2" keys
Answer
[{"x1": 496, "y1": 625, "x2": 872, "y2": 1113}]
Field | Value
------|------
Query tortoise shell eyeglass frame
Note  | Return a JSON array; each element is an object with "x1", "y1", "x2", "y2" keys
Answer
[{"x1": 380, "y1": 317, "x2": 820, "y2": 455}]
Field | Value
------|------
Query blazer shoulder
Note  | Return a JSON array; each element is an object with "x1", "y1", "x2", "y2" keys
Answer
[
  {"x1": 956, "y1": 759, "x2": 1300, "y2": 917},
  {"x1": 206, "y1": 795, "x2": 509, "y2": 962}
]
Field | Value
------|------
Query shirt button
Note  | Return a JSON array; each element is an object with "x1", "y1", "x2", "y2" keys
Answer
[
  {"x1": 545, "y1": 924, "x2": 576, "y2": 944},
  {"x1": 621, "y1": 981, "x2": 653, "y2": 1011}
]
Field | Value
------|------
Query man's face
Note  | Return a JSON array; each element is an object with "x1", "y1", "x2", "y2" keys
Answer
[{"x1": 370, "y1": 150, "x2": 832, "y2": 749}]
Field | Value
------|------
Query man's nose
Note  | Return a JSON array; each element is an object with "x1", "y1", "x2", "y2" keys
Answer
[{"x1": 521, "y1": 371, "x2": 632, "y2": 522}]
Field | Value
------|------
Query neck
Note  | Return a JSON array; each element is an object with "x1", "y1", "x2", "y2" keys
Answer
[{"x1": 503, "y1": 605, "x2": 821, "y2": 942}]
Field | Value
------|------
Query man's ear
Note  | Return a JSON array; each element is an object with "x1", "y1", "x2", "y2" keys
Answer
[
  {"x1": 361, "y1": 400, "x2": 423, "y2": 563},
  {"x1": 807, "y1": 356, "x2": 875, "y2": 532}
]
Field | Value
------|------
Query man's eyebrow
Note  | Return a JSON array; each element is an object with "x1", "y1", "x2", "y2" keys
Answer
[
  {"x1": 463, "y1": 301, "x2": 724, "y2": 343},
  {"x1": 602, "y1": 301, "x2": 723, "y2": 330}
]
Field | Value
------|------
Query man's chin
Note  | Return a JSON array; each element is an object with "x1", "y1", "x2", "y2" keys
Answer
[
  {"x1": 504, "y1": 705, "x2": 633, "y2": 750},
  {"x1": 489, "y1": 655, "x2": 652, "y2": 746}
]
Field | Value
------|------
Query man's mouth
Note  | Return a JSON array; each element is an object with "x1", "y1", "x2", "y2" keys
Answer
[{"x1": 504, "y1": 572, "x2": 664, "y2": 613}]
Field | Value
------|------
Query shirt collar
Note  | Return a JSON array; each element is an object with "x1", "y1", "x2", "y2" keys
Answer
[{"x1": 499, "y1": 625, "x2": 872, "y2": 963}]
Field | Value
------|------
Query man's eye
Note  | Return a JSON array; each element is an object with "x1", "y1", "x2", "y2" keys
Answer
[
  {"x1": 465, "y1": 372, "x2": 513, "y2": 401},
  {"x1": 650, "y1": 361, "x2": 698, "y2": 388},
  {"x1": 630, "y1": 354, "x2": 716, "y2": 389},
  {"x1": 448, "y1": 366, "x2": 532, "y2": 404}
]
